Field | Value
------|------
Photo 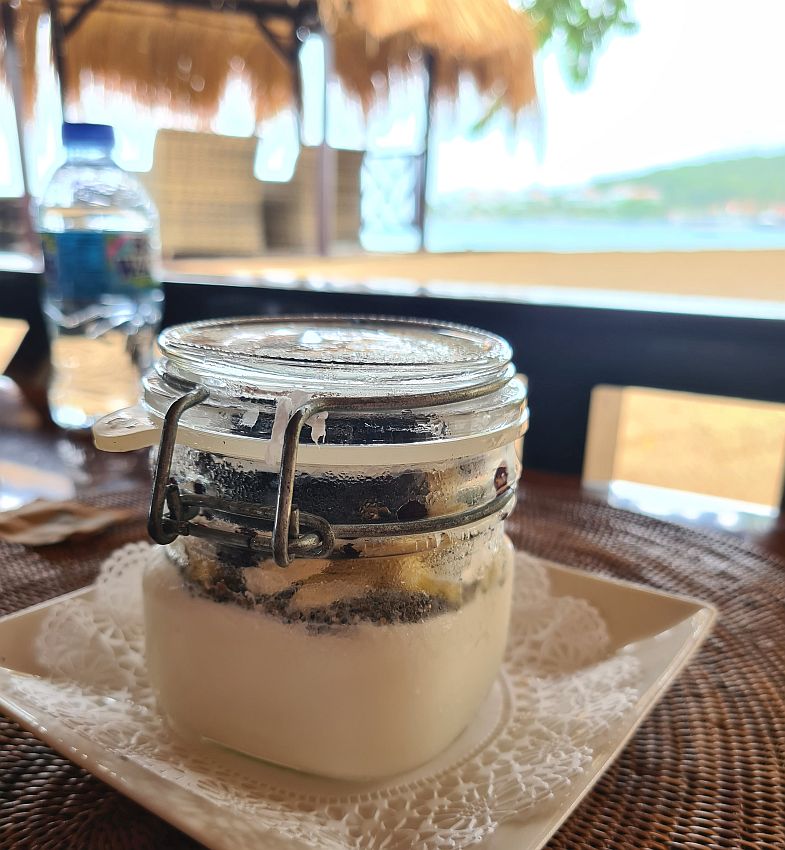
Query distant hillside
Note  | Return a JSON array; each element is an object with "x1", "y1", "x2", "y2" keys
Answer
[
  {"x1": 592, "y1": 152, "x2": 785, "y2": 207},
  {"x1": 430, "y1": 151, "x2": 785, "y2": 220}
]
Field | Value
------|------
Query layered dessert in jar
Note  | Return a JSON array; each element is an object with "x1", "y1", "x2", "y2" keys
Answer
[{"x1": 95, "y1": 316, "x2": 528, "y2": 780}]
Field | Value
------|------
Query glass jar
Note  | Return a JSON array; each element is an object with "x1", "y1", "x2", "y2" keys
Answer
[{"x1": 94, "y1": 315, "x2": 529, "y2": 780}]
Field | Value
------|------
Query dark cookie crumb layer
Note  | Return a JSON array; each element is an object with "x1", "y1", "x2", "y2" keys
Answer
[{"x1": 187, "y1": 569, "x2": 454, "y2": 634}]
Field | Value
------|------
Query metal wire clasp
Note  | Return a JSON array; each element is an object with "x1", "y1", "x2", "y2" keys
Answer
[
  {"x1": 147, "y1": 388, "x2": 336, "y2": 564},
  {"x1": 149, "y1": 373, "x2": 518, "y2": 567}
]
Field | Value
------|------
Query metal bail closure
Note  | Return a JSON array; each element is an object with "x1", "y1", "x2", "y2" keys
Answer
[
  {"x1": 148, "y1": 374, "x2": 517, "y2": 568},
  {"x1": 148, "y1": 388, "x2": 209, "y2": 546},
  {"x1": 148, "y1": 388, "x2": 336, "y2": 565}
]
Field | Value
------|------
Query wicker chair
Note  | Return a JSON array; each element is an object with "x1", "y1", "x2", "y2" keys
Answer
[
  {"x1": 141, "y1": 130, "x2": 265, "y2": 259},
  {"x1": 261, "y1": 146, "x2": 362, "y2": 253}
]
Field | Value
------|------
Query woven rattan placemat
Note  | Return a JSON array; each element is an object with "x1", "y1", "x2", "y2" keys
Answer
[{"x1": 1, "y1": 487, "x2": 783, "y2": 849}]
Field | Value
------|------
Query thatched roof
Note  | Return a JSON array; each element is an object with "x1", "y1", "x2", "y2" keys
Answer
[{"x1": 4, "y1": 0, "x2": 536, "y2": 125}]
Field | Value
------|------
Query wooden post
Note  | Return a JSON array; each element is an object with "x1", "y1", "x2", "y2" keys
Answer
[
  {"x1": 290, "y1": 28, "x2": 304, "y2": 126},
  {"x1": 316, "y1": 28, "x2": 335, "y2": 256},
  {"x1": 46, "y1": 0, "x2": 67, "y2": 112},
  {"x1": 1, "y1": 3, "x2": 39, "y2": 258},
  {"x1": 415, "y1": 52, "x2": 435, "y2": 251}
]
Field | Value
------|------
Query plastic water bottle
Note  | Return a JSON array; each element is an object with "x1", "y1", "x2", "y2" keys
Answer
[{"x1": 37, "y1": 122, "x2": 162, "y2": 430}]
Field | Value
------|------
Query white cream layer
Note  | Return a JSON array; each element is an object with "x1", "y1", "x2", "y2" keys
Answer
[{"x1": 143, "y1": 540, "x2": 513, "y2": 781}]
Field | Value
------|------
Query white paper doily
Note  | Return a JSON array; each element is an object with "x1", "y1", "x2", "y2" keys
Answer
[{"x1": 10, "y1": 542, "x2": 640, "y2": 850}]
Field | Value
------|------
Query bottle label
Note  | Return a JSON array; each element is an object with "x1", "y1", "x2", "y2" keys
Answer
[{"x1": 42, "y1": 231, "x2": 156, "y2": 300}]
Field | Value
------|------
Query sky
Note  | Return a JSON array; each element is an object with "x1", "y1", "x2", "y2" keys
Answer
[
  {"x1": 1, "y1": 0, "x2": 784, "y2": 198},
  {"x1": 432, "y1": 0, "x2": 785, "y2": 193}
]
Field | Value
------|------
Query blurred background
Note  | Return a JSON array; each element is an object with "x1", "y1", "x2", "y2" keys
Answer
[
  {"x1": 0, "y1": 0, "x2": 784, "y2": 531},
  {"x1": 3, "y1": 0, "x2": 784, "y2": 260}
]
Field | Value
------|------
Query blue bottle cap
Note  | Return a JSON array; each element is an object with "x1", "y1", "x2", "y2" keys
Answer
[{"x1": 62, "y1": 122, "x2": 115, "y2": 149}]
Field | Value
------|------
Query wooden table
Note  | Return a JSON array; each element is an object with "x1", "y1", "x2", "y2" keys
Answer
[{"x1": 1, "y1": 382, "x2": 784, "y2": 849}]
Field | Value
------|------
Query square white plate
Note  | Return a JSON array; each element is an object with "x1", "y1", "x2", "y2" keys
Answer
[{"x1": 0, "y1": 561, "x2": 716, "y2": 850}]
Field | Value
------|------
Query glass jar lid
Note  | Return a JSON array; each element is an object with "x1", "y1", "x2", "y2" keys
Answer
[
  {"x1": 158, "y1": 315, "x2": 513, "y2": 396},
  {"x1": 136, "y1": 315, "x2": 528, "y2": 464}
]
